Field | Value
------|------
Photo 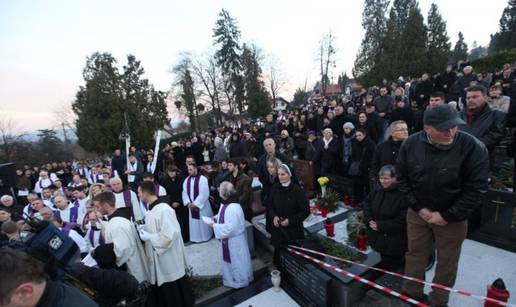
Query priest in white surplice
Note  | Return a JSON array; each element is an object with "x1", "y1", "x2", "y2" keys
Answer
[
  {"x1": 137, "y1": 181, "x2": 194, "y2": 307},
  {"x1": 92, "y1": 192, "x2": 149, "y2": 283},
  {"x1": 208, "y1": 181, "x2": 253, "y2": 288},
  {"x1": 109, "y1": 177, "x2": 143, "y2": 222},
  {"x1": 182, "y1": 163, "x2": 213, "y2": 243}
]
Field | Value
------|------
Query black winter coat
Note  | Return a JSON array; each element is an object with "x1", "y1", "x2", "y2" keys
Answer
[
  {"x1": 267, "y1": 182, "x2": 310, "y2": 246},
  {"x1": 363, "y1": 185, "x2": 408, "y2": 256},
  {"x1": 458, "y1": 104, "x2": 506, "y2": 152},
  {"x1": 371, "y1": 138, "x2": 403, "y2": 178},
  {"x1": 313, "y1": 138, "x2": 341, "y2": 176},
  {"x1": 329, "y1": 114, "x2": 356, "y2": 138},
  {"x1": 396, "y1": 131, "x2": 489, "y2": 222},
  {"x1": 229, "y1": 140, "x2": 249, "y2": 158},
  {"x1": 389, "y1": 107, "x2": 414, "y2": 132},
  {"x1": 350, "y1": 137, "x2": 375, "y2": 182}
]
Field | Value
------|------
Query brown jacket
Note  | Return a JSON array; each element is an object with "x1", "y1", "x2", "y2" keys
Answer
[{"x1": 230, "y1": 172, "x2": 253, "y2": 217}]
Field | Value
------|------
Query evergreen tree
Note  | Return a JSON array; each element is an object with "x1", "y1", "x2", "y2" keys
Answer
[
  {"x1": 241, "y1": 44, "x2": 271, "y2": 118},
  {"x1": 38, "y1": 129, "x2": 65, "y2": 161},
  {"x1": 489, "y1": 0, "x2": 516, "y2": 52},
  {"x1": 173, "y1": 55, "x2": 199, "y2": 132},
  {"x1": 291, "y1": 88, "x2": 310, "y2": 108},
  {"x1": 353, "y1": 0, "x2": 390, "y2": 85},
  {"x1": 72, "y1": 52, "x2": 168, "y2": 153},
  {"x1": 213, "y1": 9, "x2": 244, "y2": 114},
  {"x1": 121, "y1": 55, "x2": 168, "y2": 150},
  {"x1": 426, "y1": 3, "x2": 451, "y2": 74},
  {"x1": 450, "y1": 32, "x2": 469, "y2": 62},
  {"x1": 399, "y1": 4, "x2": 427, "y2": 77},
  {"x1": 380, "y1": 0, "x2": 417, "y2": 80}
]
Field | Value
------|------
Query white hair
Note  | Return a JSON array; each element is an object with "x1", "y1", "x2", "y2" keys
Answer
[
  {"x1": 0, "y1": 195, "x2": 13, "y2": 202},
  {"x1": 109, "y1": 177, "x2": 122, "y2": 185},
  {"x1": 218, "y1": 181, "x2": 236, "y2": 200}
]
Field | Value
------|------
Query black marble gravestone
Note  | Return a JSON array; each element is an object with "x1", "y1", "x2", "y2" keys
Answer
[
  {"x1": 469, "y1": 190, "x2": 516, "y2": 252},
  {"x1": 280, "y1": 249, "x2": 332, "y2": 307}
]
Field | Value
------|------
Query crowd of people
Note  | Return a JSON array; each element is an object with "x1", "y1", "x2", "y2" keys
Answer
[{"x1": 1, "y1": 61, "x2": 515, "y2": 307}]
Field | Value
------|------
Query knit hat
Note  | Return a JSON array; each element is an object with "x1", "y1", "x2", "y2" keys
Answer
[{"x1": 343, "y1": 122, "x2": 355, "y2": 130}]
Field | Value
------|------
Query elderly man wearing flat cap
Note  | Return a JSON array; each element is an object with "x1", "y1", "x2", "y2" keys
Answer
[{"x1": 396, "y1": 104, "x2": 489, "y2": 307}]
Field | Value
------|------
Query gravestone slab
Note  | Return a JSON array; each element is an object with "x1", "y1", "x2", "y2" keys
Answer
[
  {"x1": 280, "y1": 249, "x2": 332, "y2": 307},
  {"x1": 469, "y1": 189, "x2": 516, "y2": 252}
]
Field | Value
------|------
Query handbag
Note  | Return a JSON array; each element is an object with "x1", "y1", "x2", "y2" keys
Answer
[{"x1": 348, "y1": 161, "x2": 361, "y2": 176}]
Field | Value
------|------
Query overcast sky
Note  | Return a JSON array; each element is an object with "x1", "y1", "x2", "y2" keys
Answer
[{"x1": 0, "y1": 0, "x2": 508, "y2": 132}]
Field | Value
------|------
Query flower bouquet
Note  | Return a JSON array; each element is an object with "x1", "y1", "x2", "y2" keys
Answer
[
  {"x1": 315, "y1": 188, "x2": 339, "y2": 217},
  {"x1": 317, "y1": 176, "x2": 330, "y2": 196}
]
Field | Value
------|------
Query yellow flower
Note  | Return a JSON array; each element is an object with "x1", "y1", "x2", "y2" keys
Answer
[{"x1": 317, "y1": 177, "x2": 330, "y2": 186}]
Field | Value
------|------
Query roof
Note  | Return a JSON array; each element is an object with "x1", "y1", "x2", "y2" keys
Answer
[{"x1": 319, "y1": 84, "x2": 342, "y2": 95}]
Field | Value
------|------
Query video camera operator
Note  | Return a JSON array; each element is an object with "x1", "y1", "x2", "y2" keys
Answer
[{"x1": 0, "y1": 248, "x2": 98, "y2": 307}]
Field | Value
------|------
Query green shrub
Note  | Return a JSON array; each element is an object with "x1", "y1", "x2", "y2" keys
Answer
[{"x1": 471, "y1": 49, "x2": 516, "y2": 72}]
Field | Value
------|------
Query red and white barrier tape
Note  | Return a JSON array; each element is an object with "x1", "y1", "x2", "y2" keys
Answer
[
  {"x1": 288, "y1": 244, "x2": 515, "y2": 307},
  {"x1": 286, "y1": 247, "x2": 429, "y2": 307}
]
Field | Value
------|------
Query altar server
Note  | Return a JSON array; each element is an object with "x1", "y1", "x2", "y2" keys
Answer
[
  {"x1": 138, "y1": 181, "x2": 194, "y2": 307},
  {"x1": 92, "y1": 192, "x2": 148, "y2": 283}
]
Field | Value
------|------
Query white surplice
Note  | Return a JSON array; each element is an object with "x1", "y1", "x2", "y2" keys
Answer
[
  {"x1": 113, "y1": 190, "x2": 143, "y2": 222},
  {"x1": 143, "y1": 202, "x2": 187, "y2": 286},
  {"x1": 213, "y1": 202, "x2": 254, "y2": 288},
  {"x1": 182, "y1": 175, "x2": 213, "y2": 242},
  {"x1": 102, "y1": 216, "x2": 149, "y2": 282}
]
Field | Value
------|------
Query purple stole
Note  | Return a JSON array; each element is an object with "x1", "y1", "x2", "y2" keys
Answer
[
  {"x1": 81, "y1": 212, "x2": 89, "y2": 229},
  {"x1": 78, "y1": 168, "x2": 87, "y2": 177},
  {"x1": 39, "y1": 178, "x2": 54, "y2": 189},
  {"x1": 88, "y1": 228, "x2": 105, "y2": 247},
  {"x1": 90, "y1": 173, "x2": 99, "y2": 183},
  {"x1": 219, "y1": 203, "x2": 231, "y2": 263},
  {"x1": 186, "y1": 176, "x2": 201, "y2": 219},
  {"x1": 122, "y1": 190, "x2": 132, "y2": 208},
  {"x1": 143, "y1": 184, "x2": 161, "y2": 210},
  {"x1": 53, "y1": 205, "x2": 79, "y2": 223},
  {"x1": 61, "y1": 222, "x2": 73, "y2": 236}
]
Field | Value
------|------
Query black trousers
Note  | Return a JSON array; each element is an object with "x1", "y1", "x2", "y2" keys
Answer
[{"x1": 146, "y1": 275, "x2": 194, "y2": 307}]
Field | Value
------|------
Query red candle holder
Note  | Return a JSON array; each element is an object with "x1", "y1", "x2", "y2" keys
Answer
[
  {"x1": 356, "y1": 234, "x2": 367, "y2": 251},
  {"x1": 324, "y1": 223, "x2": 335, "y2": 237}
]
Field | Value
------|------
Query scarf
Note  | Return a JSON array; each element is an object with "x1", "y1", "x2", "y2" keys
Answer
[{"x1": 323, "y1": 137, "x2": 332, "y2": 149}]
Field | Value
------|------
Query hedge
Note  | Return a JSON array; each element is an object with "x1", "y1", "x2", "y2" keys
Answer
[{"x1": 471, "y1": 49, "x2": 516, "y2": 73}]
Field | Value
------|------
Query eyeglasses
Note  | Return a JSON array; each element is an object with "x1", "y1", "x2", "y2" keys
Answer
[{"x1": 394, "y1": 128, "x2": 409, "y2": 132}]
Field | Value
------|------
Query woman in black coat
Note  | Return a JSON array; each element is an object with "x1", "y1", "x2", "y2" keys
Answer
[
  {"x1": 357, "y1": 112, "x2": 380, "y2": 144},
  {"x1": 268, "y1": 164, "x2": 310, "y2": 267},
  {"x1": 349, "y1": 128, "x2": 375, "y2": 203},
  {"x1": 314, "y1": 128, "x2": 341, "y2": 177},
  {"x1": 363, "y1": 164, "x2": 408, "y2": 270}
]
